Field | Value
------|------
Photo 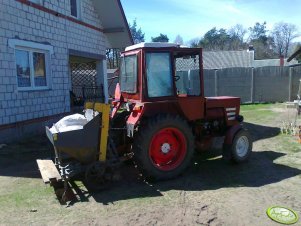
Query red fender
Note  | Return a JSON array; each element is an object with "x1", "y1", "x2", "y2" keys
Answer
[
  {"x1": 126, "y1": 105, "x2": 144, "y2": 137},
  {"x1": 111, "y1": 83, "x2": 123, "y2": 119},
  {"x1": 224, "y1": 124, "x2": 243, "y2": 145}
]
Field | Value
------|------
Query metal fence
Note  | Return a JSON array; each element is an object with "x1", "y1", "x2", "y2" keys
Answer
[
  {"x1": 203, "y1": 65, "x2": 301, "y2": 103},
  {"x1": 71, "y1": 85, "x2": 104, "y2": 106},
  {"x1": 70, "y1": 62, "x2": 104, "y2": 106},
  {"x1": 70, "y1": 62, "x2": 97, "y2": 86}
]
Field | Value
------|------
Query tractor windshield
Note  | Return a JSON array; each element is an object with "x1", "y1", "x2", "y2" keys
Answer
[{"x1": 120, "y1": 55, "x2": 138, "y2": 93}]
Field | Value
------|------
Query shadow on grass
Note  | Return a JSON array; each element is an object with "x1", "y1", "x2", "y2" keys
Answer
[
  {"x1": 243, "y1": 122, "x2": 281, "y2": 142},
  {"x1": 88, "y1": 149, "x2": 300, "y2": 205}
]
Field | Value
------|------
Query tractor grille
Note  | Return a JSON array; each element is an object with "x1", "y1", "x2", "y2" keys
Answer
[{"x1": 226, "y1": 108, "x2": 237, "y2": 121}]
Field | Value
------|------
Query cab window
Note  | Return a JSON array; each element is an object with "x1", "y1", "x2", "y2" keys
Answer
[
  {"x1": 120, "y1": 55, "x2": 138, "y2": 93},
  {"x1": 175, "y1": 53, "x2": 201, "y2": 96},
  {"x1": 146, "y1": 52, "x2": 173, "y2": 97}
]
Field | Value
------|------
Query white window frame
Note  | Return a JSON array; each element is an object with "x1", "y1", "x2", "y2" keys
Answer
[
  {"x1": 70, "y1": 0, "x2": 82, "y2": 20},
  {"x1": 8, "y1": 39, "x2": 53, "y2": 91}
]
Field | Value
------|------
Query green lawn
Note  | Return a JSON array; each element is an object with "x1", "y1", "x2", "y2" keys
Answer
[
  {"x1": 241, "y1": 103, "x2": 281, "y2": 124},
  {"x1": 241, "y1": 103, "x2": 301, "y2": 158}
]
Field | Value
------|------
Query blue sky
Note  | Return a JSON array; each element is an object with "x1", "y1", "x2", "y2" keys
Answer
[{"x1": 120, "y1": 0, "x2": 301, "y2": 44}]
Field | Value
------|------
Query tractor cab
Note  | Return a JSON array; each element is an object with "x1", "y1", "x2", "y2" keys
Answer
[
  {"x1": 119, "y1": 42, "x2": 203, "y2": 101},
  {"x1": 113, "y1": 43, "x2": 206, "y2": 122}
]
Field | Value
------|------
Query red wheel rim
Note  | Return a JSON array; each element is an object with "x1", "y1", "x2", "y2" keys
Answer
[{"x1": 149, "y1": 127, "x2": 187, "y2": 171}]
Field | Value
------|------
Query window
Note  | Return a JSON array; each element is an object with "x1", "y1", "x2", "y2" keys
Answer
[
  {"x1": 15, "y1": 49, "x2": 49, "y2": 90},
  {"x1": 146, "y1": 52, "x2": 173, "y2": 97},
  {"x1": 15, "y1": 50, "x2": 31, "y2": 88},
  {"x1": 70, "y1": 0, "x2": 81, "y2": 19},
  {"x1": 175, "y1": 54, "x2": 201, "y2": 96},
  {"x1": 8, "y1": 39, "x2": 53, "y2": 91},
  {"x1": 120, "y1": 55, "x2": 138, "y2": 93}
]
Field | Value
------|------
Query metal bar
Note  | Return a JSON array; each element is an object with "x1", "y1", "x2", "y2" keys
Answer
[
  {"x1": 251, "y1": 68, "x2": 254, "y2": 103},
  {"x1": 85, "y1": 102, "x2": 111, "y2": 162},
  {"x1": 214, "y1": 69, "x2": 218, "y2": 96},
  {"x1": 288, "y1": 67, "x2": 293, "y2": 101},
  {"x1": 99, "y1": 104, "x2": 110, "y2": 161}
]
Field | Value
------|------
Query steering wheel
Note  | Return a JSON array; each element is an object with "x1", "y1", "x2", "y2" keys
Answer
[{"x1": 174, "y1": 75, "x2": 180, "y2": 81}]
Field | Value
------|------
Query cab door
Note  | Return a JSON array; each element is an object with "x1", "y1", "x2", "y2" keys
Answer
[{"x1": 174, "y1": 49, "x2": 205, "y2": 120}]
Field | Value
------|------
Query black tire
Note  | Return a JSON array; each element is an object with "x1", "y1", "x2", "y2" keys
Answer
[
  {"x1": 223, "y1": 129, "x2": 252, "y2": 163},
  {"x1": 132, "y1": 114, "x2": 194, "y2": 180}
]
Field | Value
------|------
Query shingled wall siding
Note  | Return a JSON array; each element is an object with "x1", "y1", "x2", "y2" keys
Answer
[
  {"x1": 203, "y1": 65, "x2": 301, "y2": 103},
  {"x1": 0, "y1": 0, "x2": 106, "y2": 127}
]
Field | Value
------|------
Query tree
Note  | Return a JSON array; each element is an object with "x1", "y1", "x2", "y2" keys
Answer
[
  {"x1": 106, "y1": 49, "x2": 121, "y2": 69},
  {"x1": 174, "y1": 35, "x2": 184, "y2": 45},
  {"x1": 248, "y1": 22, "x2": 277, "y2": 59},
  {"x1": 249, "y1": 38, "x2": 277, "y2": 59},
  {"x1": 129, "y1": 19, "x2": 145, "y2": 44},
  {"x1": 188, "y1": 38, "x2": 200, "y2": 48},
  {"x1": 151, "y1": 33, "x2": 169, "y2": 42},
  {"x1": 248, "y1": 22, "x2": 268, "y2": 43},
  {"x1": 229, "y1": 24, "x2": 247, "y2": 41},
  {"x1": 271, "y1": 22, "x2": 300, "y2": 57},
  {"x1": 198, "y1": 27, "x2": 230, "y2": 50},
  {"x1": 228, "y1": 24, "x2": 247, "y2": 50},
  {"x1": 189, "y1": 26, "x2": 247, "y2": 50}
]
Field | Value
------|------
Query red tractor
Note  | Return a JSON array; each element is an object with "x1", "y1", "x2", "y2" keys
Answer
[
  {"x1": 38, "y1": 43, "x2": 253, "y2": 197},
  {"x1": 111, "y1": 42, "x2": 252, "y2": 180}
]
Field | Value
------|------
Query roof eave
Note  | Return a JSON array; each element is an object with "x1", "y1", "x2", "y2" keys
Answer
[
  {"x1": 92, "y1": 0, "x2": 133, "y2": 49},
  {"x1": 287, "y1": 46, "x2": 301, "y2": 62}
]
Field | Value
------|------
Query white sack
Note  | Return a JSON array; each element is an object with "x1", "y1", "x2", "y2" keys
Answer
[
  {"x1": 85, "y1": 109, "x2": 99, "y2": 122},
  {"x1": 49, "y1": 126, "x2": 58, "y2": 134},
  {"x1": 49, "y1": 111, "x2": 99, "y2": 133},
  {"x1": 55, "y1": 114, "x2": 87, "y2": 128},
  {"x1": 58, "y1": 125, "x2": 84, "y2": 132}
]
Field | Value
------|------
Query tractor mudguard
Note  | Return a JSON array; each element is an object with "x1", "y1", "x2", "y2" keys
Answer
[
  {"x1": 111, "y1": 83, "x2": 123, "y2": 119},
  {"x1": 224, "y1": 124, "x2": 243, "y2": 145}
]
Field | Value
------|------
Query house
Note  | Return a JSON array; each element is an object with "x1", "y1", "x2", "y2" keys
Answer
[
  {"x1": 288, "y1": 46, "x2": 301, "y2": 63},
  {"x1": 0, "y1": 0, "x2": 133, "y2": 142},
  {"x1": 203, "y1": 50, "x2": 254, "y2": 69},
  {"x1": 203, "y1": 49, "x2": 299, "y2": 70},
  {"x1": 253, "y1": 57, "x2": 299, "y2": 67}
]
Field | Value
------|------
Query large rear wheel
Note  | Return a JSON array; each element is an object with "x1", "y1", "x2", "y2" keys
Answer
[{"x1": 132, "y1": 114, "x2": 194, "y2": 180}]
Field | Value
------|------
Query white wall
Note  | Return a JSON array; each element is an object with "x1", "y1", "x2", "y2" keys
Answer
[{"x1": 0, "y1": 0, "x2": 106, "y2": 125}]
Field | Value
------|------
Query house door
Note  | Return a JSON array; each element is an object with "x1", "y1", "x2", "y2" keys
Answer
[{"x1": 69, "y1": 58, "x2": 105, "y2": 110}]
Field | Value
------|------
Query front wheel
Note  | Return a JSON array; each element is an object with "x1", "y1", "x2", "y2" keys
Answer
[
  {"x1": 132, "y1": 114, "x2": 194, "y2": 180},
  {"x1": 224, "y1": 129, "x2": 252, "y2": 163}
]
